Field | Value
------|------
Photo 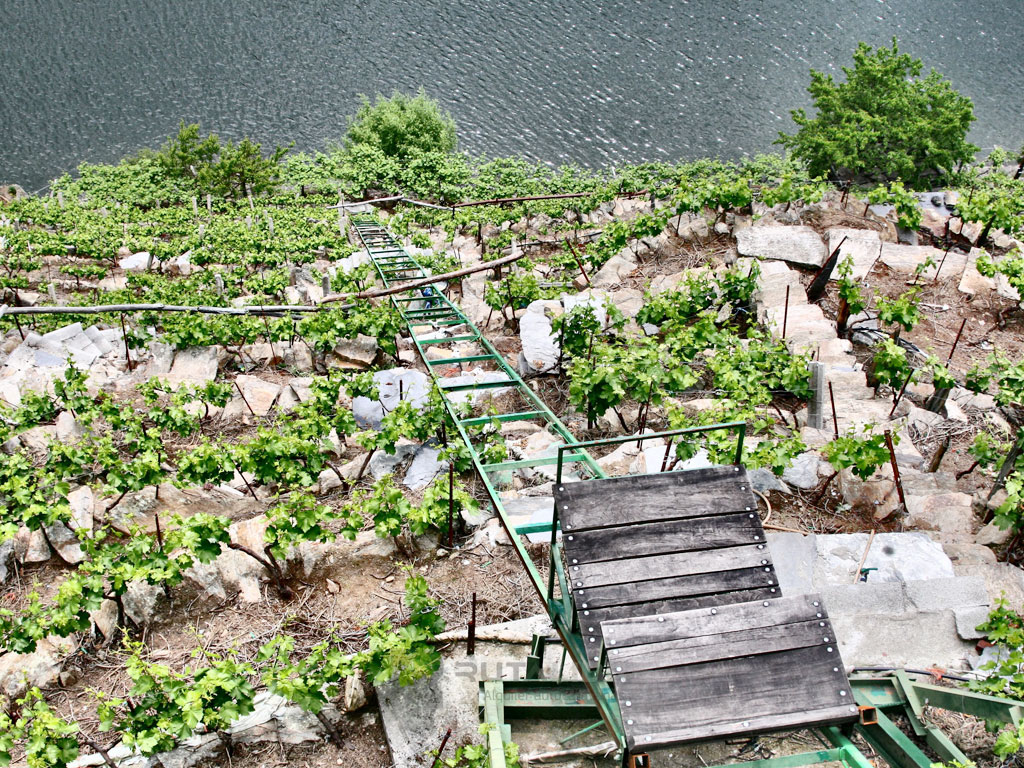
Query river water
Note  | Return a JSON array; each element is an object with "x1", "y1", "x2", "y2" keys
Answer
[{"x1": 1, "y1": 0, "x2": 1022, "y2": 191}]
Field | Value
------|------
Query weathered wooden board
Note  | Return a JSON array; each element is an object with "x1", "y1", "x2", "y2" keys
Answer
[
  {"x1": 573, "y1": 566, "x2": 776, "y2": 611},
  {"x1": 625, "y1": 705, "x2": 859, "y2": 751},
  {"x1": 601, "y1": 593, "x2": 827, "y2": 647},
  {"x1": 571, "y1": 544, "x2": 770, "y2": 589},
  {"x1": 556, "y1": 466, "x2": 757, "y2": 532},
  {"x1": 562, "y1": 512, "x2": 765, "y2": 564},
  {"x1": 581, "y1": 589, "x2": 779, "y2": 639},
  {"x1": 616, "y1": 644, "x2": 855, "y2": 747},
  {"x1": 607, "y1": 618, "x2": 834, "y2": 674}
]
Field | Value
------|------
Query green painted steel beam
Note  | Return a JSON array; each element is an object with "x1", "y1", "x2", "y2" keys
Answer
[
  {"x1": 349, "y1": 214, "x2": 627, "y2": 752},
  {"x1": 438, "y1": 379, "x2": 517, "y2": 393},
  {"x1": 461, "y1": 410, "x2": 547, "y2": 427},
  {"x1": 851, "y1": 675, "x2": 1024, "y2": 726},
  {"x1": 822, "y1": 727, "x2": 880, "y2": 768},
  {"x1": 855, "y1": 708, "x2": 932, "y2": 768},
  {"x1": 416, "y1": 334, "x2": 480, "y2": 345},
  {"x1": 429, "y1": 354, "x2": 498, "y2": 366},
  {"x1": 482, "y1": 453, "x2": 588, "y2": 473},
  {"x1": 708, "y1": 749, "x2": 846, "y2": 768}
]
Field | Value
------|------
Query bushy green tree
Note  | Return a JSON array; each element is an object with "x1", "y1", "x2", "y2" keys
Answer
[
  {"x1": 777, "y1": 39, "x2": 977, "y2": 187},
  {"x1": 157, "y1": 122, "x2": 289, "y2": 198},
  {"x1": 344, "y1": 89, "x2": 457, "y2": 159}
]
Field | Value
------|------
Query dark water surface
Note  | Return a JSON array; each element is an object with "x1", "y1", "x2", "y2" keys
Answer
[{"x1": 2, "y1": 0, "x2": 1022, "y2": 191}]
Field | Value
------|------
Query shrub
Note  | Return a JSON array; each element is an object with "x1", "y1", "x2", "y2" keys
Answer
[{"x1": 344, "y1": 89, "x2": 457, "y2": 160}]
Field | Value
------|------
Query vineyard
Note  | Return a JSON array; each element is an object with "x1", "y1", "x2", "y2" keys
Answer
[{"x1": 1, "y1": 114, "x2": 1024, "y2": 768}]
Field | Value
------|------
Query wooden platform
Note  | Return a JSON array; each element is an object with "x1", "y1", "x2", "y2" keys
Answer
[
  {"x1": 602, "y1": 594, "x2": 858, "y2": 749},
  {"x1": 555, "y1": 466, "x2": 856, "y2": 751},
  {"x1": 556, "y1": 467, "x2": 779, "y2": 666}
]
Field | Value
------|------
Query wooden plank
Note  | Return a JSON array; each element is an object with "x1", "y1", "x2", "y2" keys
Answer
[
  {"x1": 580, "y1": 588, "x2": 779, "y2": 646},
  {"x1": 617, "y1": 645, "x2": 852, "y2": 741},
  {"x1": 574, "y1": 566, "x2": 776, "y2": 611},
  {"x1": 556, "y1": 466, "x2": 757, "y2": 532},
  {"x1": 625, "y1": 705, "x2": 859, "y2": 751},
  {"x1": 570, "y1": 544, "x2": 770, "y2": 589},
  {"x1": 606, "y1": 618, "x2": 835, "y2": 674},
  {"x1": 601, "y1": 594, "x2": 829, "y2": 648},
  {"x1": 562, "y1": 513, "x2": 766, "y2": 564}
]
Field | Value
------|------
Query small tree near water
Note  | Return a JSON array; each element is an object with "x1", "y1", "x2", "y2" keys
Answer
[{"x1": 777, "y1": 39, "x2": 977, "y2": 188}]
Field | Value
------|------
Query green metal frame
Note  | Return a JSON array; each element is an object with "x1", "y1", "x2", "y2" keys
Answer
[
  {"x1": 349, "y1": 214, "x2": 628, "y2": 753},
  {"x1": 353, "y1": 216, "x2": 944, "y2": 768},
  {"x1": 851, "y1": 672, "x2": 1024, "y2": 768}
]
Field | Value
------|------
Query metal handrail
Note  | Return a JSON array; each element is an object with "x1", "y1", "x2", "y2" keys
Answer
[{"x1": 553, "y1": 420, "x2": 747, "y2": 486}]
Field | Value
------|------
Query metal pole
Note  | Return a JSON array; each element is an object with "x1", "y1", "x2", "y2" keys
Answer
[
  {"x1": 429, "y1": 728, "x2": 453, "y2": 768},
  {"x1": 828, "y1": 381, "x2": 840, "y2": 439},
  {"x1": 888, "y1": 369, "x2": 915, "y2": 417},
  {"x1": 782, "y1": 285, "x2": 790, "y2": 340},
  {"x1": 883, "y1": 430, "x2": 906, "y2": 511},
  {"x1": 946, "y1": 318, "x2": 967, "y2": 365},
  {"x1": 468, "y1": 592, "x2": 476, "y2": 656}
]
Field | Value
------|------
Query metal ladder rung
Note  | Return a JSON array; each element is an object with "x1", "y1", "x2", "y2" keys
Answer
[
  {"x1": 428, "y1": 353, "x2": 498, "y2": 366},
  {"x1": 416, "y1": 334, "x2": 479, "y2": 346},
  {"x1": 460, "y1": 410, "x2": 547, "y2": 427},
  {"x1": 482, "y1": 453, "x2": 587, "y2": 473},
  {"x1": 438, "y1": 378, "x2": 515, "y2": 393},
  {"x1": 406, "y1": 308, "x2": 462, "y2": 318}
]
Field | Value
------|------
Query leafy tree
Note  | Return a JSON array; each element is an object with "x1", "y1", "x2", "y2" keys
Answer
[
  {"x1": 344, "y1": 90, "x2": 457, "y2": 160},
  {"x1": 157, "y1": 122, "x2": 289, "y2": 199},
  {"x1": 777, "y1": 39, "x2": 977, "y2": 187}
]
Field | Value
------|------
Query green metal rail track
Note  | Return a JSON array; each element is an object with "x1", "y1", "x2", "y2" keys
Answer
[
  {"x1": 349, "y1": 213, "x2": 630, "y2": 752},
  {"x1": 348, "y1": 213, "x2": 1024, "y2": 768}
]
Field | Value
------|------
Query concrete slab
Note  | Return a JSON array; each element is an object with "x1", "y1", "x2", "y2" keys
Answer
[
  {"x1": 814, "y1": 532, "x2": 954, "y2": 585},
  {"x1": 827, "y1": 228, "x2": 882, "y2": 280},
  {"x1": 829, "y1": 610, "x2": 973, "y2": 670},
  {"x1": 736, "y1": 226, "x2": 826, "y2": 268},
  {"x1": 905, "y1": 576, "x2": 989, "y2": 612}
]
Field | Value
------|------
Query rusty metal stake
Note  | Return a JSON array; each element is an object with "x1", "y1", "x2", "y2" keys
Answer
[
  {"x1": 468, "y1": 592, "x2": 476, "y2": 656},
  {"x1": 782, "y1": 285, "x2": 790, "y2": 340},
  {"x1": 234, "y1": 380, "x2": 257, "y2": 417},
  {"x1": 933, "y1": 243, "x2": 953, "y2": 282},
  {"x1": 11, "y1": 313, "x2": 25, "y2": 340},
  {"x1": 430, "y1": 728, "x2": 453, "y2": 768},
  {"x1": 661, "y1": 440, "x2": 673, "y2": 473},
  {"x1": 883, "y1": 430, "x2": 907, "y2": 511},
  {"x1": 947, "y1": 317, "x2": 968, "y2": 364},
  {"x1": 828, "y1": 381, "x2": 839, "y2": 439},
  {"x1": 888, "y1": 368, "x2": 915, "y2": 417},
  {"x1": 567, "y1": 240, "x2": 591, "y2": 287},
  {"x1": 119, "y1": 313, "x2": 134, "y2": 371}
]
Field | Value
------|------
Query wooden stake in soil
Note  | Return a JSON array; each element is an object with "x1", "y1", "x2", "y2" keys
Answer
[
  {"x1": 234, "y1": 380, "x2": 257, "y2": 418},
  {"x1": 928, "y1": 436, "x2": 951, "y2": 474},
  {"x1": 468, "y1": 592, "x2": 477, "y2": 656},
  {"x1": 853, "y1": 529, "x2": 876, "y2": 583},
  {"x1": 566, "y1": 240, "x2": 591, "y2": 287}
]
